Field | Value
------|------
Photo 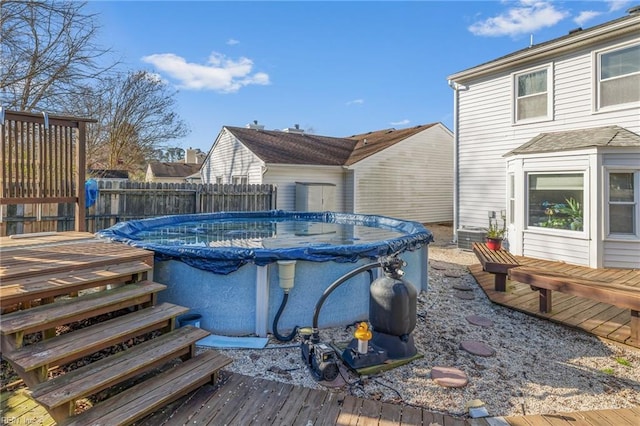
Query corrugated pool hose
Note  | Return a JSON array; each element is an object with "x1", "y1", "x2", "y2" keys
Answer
[{"x1": 273, "y1": 261, "x2": 298, "y2": 341}]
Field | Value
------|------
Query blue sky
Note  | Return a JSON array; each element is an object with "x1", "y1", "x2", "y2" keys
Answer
[{"x1": 86, "y1": 0, "x2": 634, "y2": 153}]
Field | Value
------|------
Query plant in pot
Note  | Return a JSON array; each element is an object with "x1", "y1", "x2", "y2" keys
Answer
[{"x1": 485, "y1": 213, "x2": 506, "y2": 251}]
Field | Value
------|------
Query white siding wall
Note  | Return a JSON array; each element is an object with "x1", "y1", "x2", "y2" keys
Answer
[
  {"x1": 456, "y1": 33, "x2": 640, "y2": 232},
  {"x1": 201, "y1": 129, "x2": 264, "y2": 184},
  {"x1": 263, "y1": 165, "x2": 346, "y2": 212},
  {"x1": 351, "y1": 125, "x2": 453, "y2": 223}
]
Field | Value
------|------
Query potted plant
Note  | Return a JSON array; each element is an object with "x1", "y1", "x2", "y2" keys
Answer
[{"x1": 485, "y1": 212, "x2": 506, "y2": 251}]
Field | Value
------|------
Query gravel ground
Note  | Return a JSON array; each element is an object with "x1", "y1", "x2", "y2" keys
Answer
[{"x1": 208, "y1": 223, "x2": 640, "y2": 419}]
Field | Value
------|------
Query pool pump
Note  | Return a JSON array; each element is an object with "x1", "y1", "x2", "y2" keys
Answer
[{"x1": 301, "y1": 255, "x2": 418, "y2": 380}]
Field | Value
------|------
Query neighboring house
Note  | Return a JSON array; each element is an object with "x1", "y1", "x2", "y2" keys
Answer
[
  {"x1": 145, "y1": 149, "x2": 204, "y2": 183},
  {"x1": 200, "y1": 122, "x2": 453, "y2": 223},
  {"x1": 87, "y1": 169, "x2": 129, "y2": 182},
  {"x1": 145, "y1": 162, "x2": 202, "y2": 183},
  {"x1": 447, "y1": 8, "x2": 640, "y2": 268}
]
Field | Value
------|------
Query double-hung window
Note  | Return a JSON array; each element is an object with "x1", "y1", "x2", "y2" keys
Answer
[
  {"x1": 597, "y1": 43, "x2": 640, "y2": 110},
  {"x1": 607, "y1": 171, "x2": 638, "y2": 237},
  {"x1": 514, "y1": 65, "x2": 552, "y2": 123}
]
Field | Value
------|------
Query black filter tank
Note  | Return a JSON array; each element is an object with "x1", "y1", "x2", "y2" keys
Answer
[{"x1": 369, "y1": 267, "x2": 417, "y2": 359}]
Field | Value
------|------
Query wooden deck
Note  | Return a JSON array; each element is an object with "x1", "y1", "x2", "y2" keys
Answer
[
  {"x1": 2, "y1": 234, "x2": 639, "y2": 425},
  {"x1": 469, "y1": 256, "x2": 640, "y2": 348},
  {"x1": 4, "y1": 371, "x2": 639, "y2": 425}
]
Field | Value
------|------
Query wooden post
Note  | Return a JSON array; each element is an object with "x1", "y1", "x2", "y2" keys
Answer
[{"x1": 75, "y1": 121, "x2": 87, "y2": 232}]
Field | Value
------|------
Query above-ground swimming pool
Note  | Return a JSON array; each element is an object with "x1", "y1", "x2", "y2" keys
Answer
[{"x1": 97, "y1": 210, "x2": 433, "y2": 336}]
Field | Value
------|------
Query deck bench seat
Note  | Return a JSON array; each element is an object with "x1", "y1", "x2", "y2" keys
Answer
[
  {"x1": 472, "y1": 242, "x2": 520, "y2": 291},
  {"x1": 509, "y1": 266, "x2": 640, "y2": 343}
]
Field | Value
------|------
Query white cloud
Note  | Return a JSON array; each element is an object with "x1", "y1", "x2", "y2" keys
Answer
[
  {"x1": 226, "y1": 39, "x2": 240, "y2": 46},
  {"x1": 346, "y1": 99, "x2": 364, "y2": 106},
  {"x1": 141, "y1": 52, "x2": 270, "y2": 93},
  {"x1": 574, "y1": 10, "x2": 601, "y2": 26},
  {"x1": 607, "y1": 0, "x2": 630, "y2": 12},
  {"x1": 390, "y1": 119, "x2": 410, "y2": 126},
  {"x1": 469, "y1": 1, "x2": 569, "y2": 37}
]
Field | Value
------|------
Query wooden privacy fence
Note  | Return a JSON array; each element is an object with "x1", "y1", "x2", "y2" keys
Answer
[
  {"x1": 0, "y1": 109, "x2": 95, "y2": 232},
  {"x1": 0, "y1": 181, "x2": 277, "y2": 236}
]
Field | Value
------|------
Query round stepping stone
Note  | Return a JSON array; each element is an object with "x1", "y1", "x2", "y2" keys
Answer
[
  {"x1": 453, "y1": 283, "x2": 473, "y2": 291},
  {"x1": 431, "y1": 366, "x2": 468, "y2": 388},
  {"x1": 444, "y1": 270, "x2": 463, "y2": 278},
  {"x1": 430, "y1": 262, "x2": 447, "y2": 270},
  {"x1": 454, "y1": 291, "x2": 475, "y2": 300},
  {"x1": 465, "y1": 315, "x2": 494, "y2": 328},
  {"x1": 460, "y1": 340, "x2": 495, "y2": 357}
]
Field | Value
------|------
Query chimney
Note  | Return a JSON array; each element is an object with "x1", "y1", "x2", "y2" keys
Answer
[
  {"x1": 185, "y1": 148, "x2": 197, "y2": 164},
  {"x1": 283, "y1": 124, "x2": 304, "y2": 134},
  {"x1": 246, "y1": 120, "x2": 265, "y2": 130}
]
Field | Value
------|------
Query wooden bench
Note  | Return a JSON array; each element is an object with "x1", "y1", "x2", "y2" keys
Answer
[
  {"x1": 509, "y1": 266, "x2": 640, "y2": 343},
  {"x1": 472, "y1": 242, "x2": 520, "y2": 291}
]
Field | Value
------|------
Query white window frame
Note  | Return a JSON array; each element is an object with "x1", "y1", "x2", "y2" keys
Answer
[
  {"x1": 604, "y1": 169, "x2": 640, "y2": 240},
  {"x1": 232, "y1": 175, "x2": 248, "y2": 185},
  {"x1": 525, "y1": 171, "x2": 586, "y2": 236},
  {"x1": 512, "y1": 63, "x2": 554, "y2": 125},
  {"x1": 594, "y1": 41, "x2": 640, "y2": 112}
]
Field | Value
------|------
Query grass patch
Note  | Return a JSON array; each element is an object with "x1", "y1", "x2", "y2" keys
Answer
[
  {"x1": 601, "y1": 368, "x2": 615, "y2": 375},
  {"x1": 615, "y1": 357, "x2": 631, "y2": 367}
]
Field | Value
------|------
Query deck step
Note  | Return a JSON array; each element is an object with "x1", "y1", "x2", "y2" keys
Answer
[
  {"x1": 1, "y1": 281, "x2": 166, "y2": 344},
  {"x1": 0, "y1": 259, "x2": 153, "y2": 309},
  {"x1": 31, "y1": 326, "x2": 210, "y2": 418},
  {"x1": 3, "y1": 303, "x2": 188, "y2": 377},
  {"x1": 60, "y1": 350, "x2": 233, "y2": 426}
]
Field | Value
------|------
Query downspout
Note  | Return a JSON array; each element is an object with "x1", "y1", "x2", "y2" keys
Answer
[{"x1": 447, "y1": 80, "x2": 468, "y2": 242}]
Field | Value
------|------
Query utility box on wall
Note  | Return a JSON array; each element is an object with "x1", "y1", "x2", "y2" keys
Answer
[
  {"x1": 295, "y1": 182, "x2": 336, "y2": 211},
  {"x1": 457, "y1": 227, "x2": 487, "y2": 250}
]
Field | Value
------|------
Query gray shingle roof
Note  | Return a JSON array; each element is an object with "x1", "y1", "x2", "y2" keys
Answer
[
  {"x1": 504, "y1": 126, "x2": 640, "y2": 156},
  {"x1": 148, "y1": 162, "x2": 202, "y2": 178}
]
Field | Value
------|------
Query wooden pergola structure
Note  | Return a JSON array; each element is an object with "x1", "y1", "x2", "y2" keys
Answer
[{"x1": 0, "y1": 109, "x2": 96, "y2": 232}]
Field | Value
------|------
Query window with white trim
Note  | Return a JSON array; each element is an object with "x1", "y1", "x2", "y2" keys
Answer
[
  {"x1": 597, "y1": 43, "x2": 640, "y2": 110},
  {"x1": 607, "y1": 171, "x2": 638, "y2": 236},
  {"x1": 508, "y1": 173, "x2": 515, "y2": 225},
  {"x1": 528, "y1": 173, "x2": 584, "y2": 231},
  {"x1": 232, "y1": 175, "x2": 248, "y2": 185},
  {"x1": 514, "y1": 65, "x2": 552, "y2": 123}
]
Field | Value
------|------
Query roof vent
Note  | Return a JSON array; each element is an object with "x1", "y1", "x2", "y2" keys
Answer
[
  {"x1": 246, "y1": 120, "x2": 264, "y2": 130},
  {"x1": 627, "y1": 5, "x2": 640, "y2": 14},
  {"x1": 568, "y1": 27, "x2": 582, "y2": 34},
  {"x1": 283, "y1": 124, "x2": 304, "y2": 134}
]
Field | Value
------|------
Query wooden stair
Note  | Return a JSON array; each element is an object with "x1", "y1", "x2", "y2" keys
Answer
[{"x1": 0, "y1": 237, "x2": 232, "y2": 425}]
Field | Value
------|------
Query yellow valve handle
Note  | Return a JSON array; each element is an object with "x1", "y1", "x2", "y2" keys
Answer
[{"x1": 354, "y1": 322, "x2": 372, "y2": 341}]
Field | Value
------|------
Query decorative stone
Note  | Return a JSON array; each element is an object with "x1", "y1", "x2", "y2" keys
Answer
[
  {"x1": 460, "y1": 340, "x2": 496, "y2": 357},
  {"x1": 454, "y1": 291, "x2": 475, "y2": 300},
  {"x1": 453, "y1": 283, "x2": 473, "y2": 291},
  {"x1": 430, "y1": 263, "x2": 447, "y2": 270},
  {"x1": 444, "y1": 270, "x2": 463, "y2": 278},
  {"x1": 465, "y1": 315, "x2": 494, "y2": 328},
  {"x1": 431, "y1": 366, "x2": 468, "y2": 388}
]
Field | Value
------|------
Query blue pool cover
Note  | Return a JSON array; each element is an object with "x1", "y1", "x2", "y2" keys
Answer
[{"x1": 97, "y1": 210, "x2": 433, "y2": 274}]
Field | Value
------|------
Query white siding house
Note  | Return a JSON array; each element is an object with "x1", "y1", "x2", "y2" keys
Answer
[
  {"x1": 447, "y1": 10, "x2": 640, "y2": 268},
  {"x1": 200, "y1": 123, "x2": 453, "y2": 224}
]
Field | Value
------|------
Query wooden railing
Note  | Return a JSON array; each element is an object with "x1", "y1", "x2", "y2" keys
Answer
[{"x1": 1, "y1": 109, "x2": 95, "y2": 232}]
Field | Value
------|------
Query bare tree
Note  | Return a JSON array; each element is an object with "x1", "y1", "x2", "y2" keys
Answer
[
  {"x1": 0, "y1": 0, "x2": 114, "y2": 111},
  {"x1": 79, "y1": 71, "x2": 190, "y2": 170}
]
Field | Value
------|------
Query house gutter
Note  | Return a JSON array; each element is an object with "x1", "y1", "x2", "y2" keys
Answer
[{"x1": 447, "y1": 80, "x2": 468, "y2": 242}]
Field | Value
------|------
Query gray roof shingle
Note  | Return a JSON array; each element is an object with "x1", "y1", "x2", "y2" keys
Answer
[{"x1": 505, "y1": 126, "x2": 640, "y2": 156}]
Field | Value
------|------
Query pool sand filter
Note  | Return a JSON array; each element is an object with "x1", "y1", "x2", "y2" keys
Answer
[{"x1": 276, "y1": 255, "x2": 419, "y2": 381}]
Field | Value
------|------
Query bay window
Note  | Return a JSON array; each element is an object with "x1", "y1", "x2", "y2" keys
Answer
[{"x1": 528, "y1": 173, "x2": 584, "y2": 231}]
